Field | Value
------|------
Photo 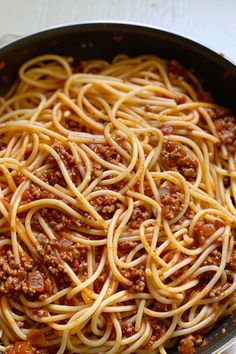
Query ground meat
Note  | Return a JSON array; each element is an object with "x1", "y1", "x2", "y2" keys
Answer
[
  {"x1": 53, "y1": 143, "x2": 73, "y2": 164},
  {"x1": 91, "y1": 160, "x2": 104, "y2": 178},
  {"x1": 0, "y1": 247, "x2": 51, "y2": 296},
  {"x1": 192, "y1": 219, "x2": 222, "y2": 246},
  {"x1": 223, "y1": 176, "x2": 231, "y2": 188},
  {"x1": 90, "y1": 143, "x2": 121, "y2": 163},
  {"x1": 36, "y1": 233, "x2": 89, "y2": 277},
  {"x1": 52, "y1": 144, "x2": 79, "y2": 182},
  {"x1": 208, "y1": 282, "x2": 230, "y2": 298},
  {"x1": 210, "y1": 107, "x2": 231, "y2": 120},
  {"x1": 39, "y1": 208, "x2": 76, "y2": 232},
  {"x1": 118, "y1": 241, "x2": 138, "y2": 254},
  {"x1": 178, "y1": 335, "x2": 196, "y2": 354},
  {"x1": 145, "y1": 320, "x2": 166, "y2": 349},
  {"x1": 6, "y1": 342, "x2": 58, "y2": 354},
  {"x1": 152, "y1": 301, "x2": 172, "y2": 312},
  {"x1": 159, "y1": 184, "x2": 184, "y2": 219},
  {"x1": 36, "y1": 234, "x2": 64, "y2": 276},
  {"x1": 167, "y1": 60, "x2": 189, "y2": 81},
  {"x1": 184, "y1": 207, "x2": 195, "y2": 219},
  {"x1": 120, "y1": 322, "x2": 135, "y2": 338},
  {"x1": 172, "y1": 207, "x2": 193, "y2": 226},
  {"x1": 31, "y1": 307, "x2": 49, "y2": 318},
  {"x1": 129, "y1": 206, "x2": 150, "y2": 229},
  {"x1": 115, "y1": 136, "x2": 129, "y2": 151},
  {"x1": 197, "y1": 271, "x2": 230, "y2": 299},
  {"x1": 65, "y1": 119, "x2": 82, "y2": 131},
  {"x1": 35, "y1": 169, "x2": 65, "y2": 187},
  {"x1": 160, "y1": 124, "x2": 173, "y2": 135},
  {"x1": 90, "y1": 194, "x2": 118, "y2": 214},
  {"x1": 27, "y1": 330, "x2": 46, "y2": 347},
  {"x1": 228, "y1": 251, "x2": 236, "y2": 271},
  {"x1": 175, "y1": 95, "x2": 188, "y2": 104},
  {"x1": 203, "y1": 249, "x2": 222, "y2": 266},
  {"x1": 95, "y1": 264, "x2": 109, "y2": 286},
  {"x1": 13, "y1": 171, "x2": 26, "y2": 186},
  {"x1": 31, "y1": 215, "x2": 43, "y2": 232},
  {"x1": 162, "y1": 250, "x2": 175, "y2": 263},
  {"x1": 199, "y1": 271, "x2": 215, "y2": 289},
  {"x1": 160, "y1": 141, "x2": 198, "y2": 181},
  {"x1": 202, "y1": 338, "x2": 209, "y2": 347},
  {"x1": 120, "y1": 265, "x2": 146, "y2": 292},
  {"x1": 6, "y1": 342, "x2": 37, "y2": 354},
  {"x1": 178, "y1": 334, "x2": 206, "y2": 354},
  {"x1": 64, "y1": 118, "x2": 92, "y2": 133},
  {"x1": 214, "y1": 115, "x2": 236, "y2": 151},
  {"x1": 134, "y1": 180, "x2": 153, "y2": 197},
  {"x1": 90, "y1": 187, "x2": 122, "y2": 218},
  {"x1": 21, "y1": 183, "x2": 56, "y2": 204},
  {"x1": 16, "y1": 321, "x2": 24, "y2": 328},
  {"x1": 143, "y1": 180, "x2": 153, "y2": 197},
  {"x1": 112, "y1": 177, "x2": 129, "y2": 191}
]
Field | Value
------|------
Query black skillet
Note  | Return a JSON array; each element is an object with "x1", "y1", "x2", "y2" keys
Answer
[{"x1": 0, "y1": 22, "x2": 236, "y2": 354}]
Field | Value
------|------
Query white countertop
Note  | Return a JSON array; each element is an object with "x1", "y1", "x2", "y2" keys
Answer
[{"x1": 0, "y1": 0, "x2": 236, "y2": 353}]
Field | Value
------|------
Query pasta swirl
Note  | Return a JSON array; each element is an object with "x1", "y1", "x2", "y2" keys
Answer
[{"x1": 0, "y1": 54, "x2": 235, "y2": 354}]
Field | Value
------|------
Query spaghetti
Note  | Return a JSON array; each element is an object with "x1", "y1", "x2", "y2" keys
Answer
[{"x1": 0, "y1": 54, "x2": 235, "y2": 354}]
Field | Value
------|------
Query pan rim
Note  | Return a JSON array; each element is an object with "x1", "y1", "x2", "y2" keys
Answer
[{"x1": 0, "y1": 20, "x2": 235, "y2": 69}]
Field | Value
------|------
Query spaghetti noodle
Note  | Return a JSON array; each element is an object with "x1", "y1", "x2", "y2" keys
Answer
[{"x1": 0, "y1": 54, "x2": 235, "y2": 354}]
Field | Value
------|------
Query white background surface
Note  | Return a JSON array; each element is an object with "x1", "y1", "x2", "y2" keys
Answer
[
  {"x1": 0, "y1": 0, "x2": 236, "y2": 353},
  {"x1": 0, "y1": 0, "x2": 236, "y2": 61}
]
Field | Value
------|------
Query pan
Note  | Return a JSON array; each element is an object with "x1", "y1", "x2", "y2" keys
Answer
[{"x1": 0, "y1": 21, "x2": 236, "y2": 354}]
